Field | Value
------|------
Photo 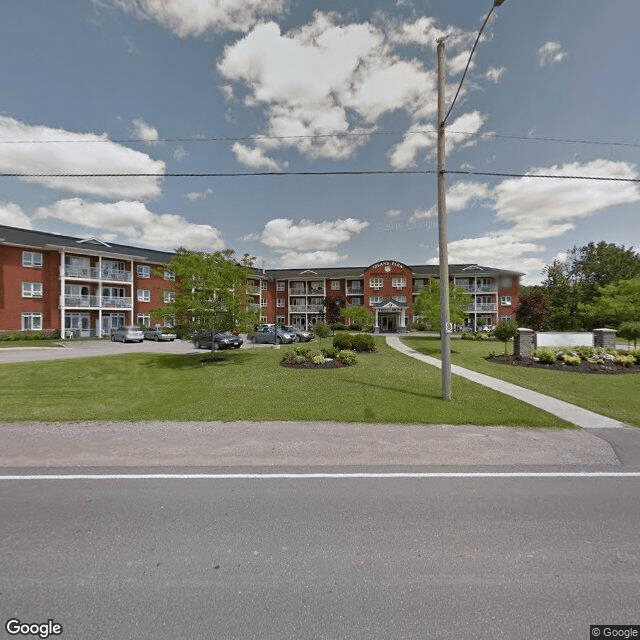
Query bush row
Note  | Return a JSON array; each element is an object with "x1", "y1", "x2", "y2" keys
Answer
[
  {"x1": 532, "y1": 346, "x2": 640, "y2": 366},
  {"x1": 281, "y1": 345, "x2": 358, "y2": 367},
  {"x1": 332, "y1": 333, "x2": 377, "y2": 352},
  {"x1": 0, "y1": 330, "x2": 61, "y2": 341}
]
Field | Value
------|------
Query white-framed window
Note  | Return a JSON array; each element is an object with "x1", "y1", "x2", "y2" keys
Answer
[
  {"x1": 331, "y1": 280, "x2": 341, "y2": 290},
  {"x1": 137, "y1": 289, "x2": 151, "y2": 302},
  {"x1": 349, "y1": 280, "x2": 362, "y2": 290},
  {"x1": 392, "y1": 277, "x2": 406, "y2": 289},
  {"x1": 276, "y1": 298, "x2": 285, "y2": 307},
  {"x1": 370, "y1": 296, "x2": 383, "y2": 304},
  {"x1": 21, "y1": 312, "x2": 42, "y2": 330},
  {"x1": 394, "y1": 295, "x2": 407, "y2": 303},
  {"x1": 276, "y1": 281, "x2": 285, "y2": 291},
  {"x1": 260, "y1": 280, "x2": 268, "y2": 290},
  {"x1": 369, "y1": 277, "x2": 383, "y2": 289},
  {"x1": 500, "y1": 315, "x2": 512, "y2": 323},
  {"x1": 164, "y1": 291, "x2": 175, "y2": 303},
  {"x1": 276, "y1": 315, "x2": 285, "y2": 324},
  {"x1": 22, "y1": 251, "x2": 43, "y2": 268},
  {"x1": 260, "y1": 316, "x2": 267, "y2": 324},
  {"x1": 137, "y1": 314, "x2": 150, "y2": 326},
  {"x1": 260, "y1": 299, "x2": 268, "y2": 307},
  {"x1": 350, "y1": 298, "x2": 362, "y2": 306},
  {"x1": 22, "y1": 282, "x2": 43, "y2": 298},
  {"x1": 137, "y1": 265, "x2": 151, "y2": 278},
  {"x1": 164, "y1": 270, "x2": 175, "y2": 281},
  {"x1": 500, "y1": 296, "x2": 512, "y2": 306}
]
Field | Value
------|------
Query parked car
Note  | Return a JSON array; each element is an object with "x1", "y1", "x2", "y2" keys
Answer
[
  {"x1": 192, "y1": 331, "x2": 243, "y2": 350},
  {"x1": 111, "y1": 326, "x2": 144, "y2": 343},
  {"x1": 249, "y1": 327, "x2": 297, "y2": 344},
  {"x1": 280, "y1": 325, "x2": 314, "y2": 342},
  {"x1": 143, "y1": 327, "x2": 177, "y2": 342}
]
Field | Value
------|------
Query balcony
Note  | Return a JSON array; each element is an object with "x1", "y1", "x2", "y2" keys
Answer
[
  {"x1": 289, "y1": 304, "x2": 324, "y2": 313},
  {"x1": 466, "y1": 303, "x2": 498, "y2": 313},
  {"x1": 346, "y1": 287, "x2": 363, "y2": 296},
  {"x1": 64, "y1": 295, "x2": 133, "y2": 309},
  {"x1": 456, "y1": 283, "x2": 497, "y2": 293},
  {"x1": 246, "y1": 285, "x2": 260, "y2": 295},
  {"x1": 62, "y1": 266, "x2": 132, "y2": 283}
]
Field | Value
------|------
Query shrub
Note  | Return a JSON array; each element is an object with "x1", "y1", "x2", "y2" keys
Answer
[
  {"x1": 350, "y1": 333, "x2": 376, "y2": 352},
  {"x1": 312, "y1": 354, "x2": 325, "y2": 366},
  {"x1": 534, "y1": 347, "x2": 559, "y2": 364},
  {"x1": 562, "y1": 354, "x2": 581, "y2": 366},
  {"x1": 330, "y1": 322, "x2": 347, "y2": 331},
  {"x1": 333, "y1": 332, "x2": 353, "y2": 350},
  {"x1": 337, "y1": 350, "x2": 357, "y2": 366},
  {"x1": 614, "y1": 354, "x2": 636, "y2": 367},
  {"x1": 0, "y1": 330, "x2": 60, "y2": 341},
  {"x1": 322, "y1": 346, "x2": 339, "y2": 359}
]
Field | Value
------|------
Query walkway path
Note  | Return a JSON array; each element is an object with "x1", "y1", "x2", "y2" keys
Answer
[{"x1": 386, "y1": 336, "x2": 630, "y2": 430}]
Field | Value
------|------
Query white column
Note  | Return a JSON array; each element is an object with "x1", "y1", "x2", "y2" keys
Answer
[{"x1": 59, "y1": 249, "x2": 66, "y2": 339}]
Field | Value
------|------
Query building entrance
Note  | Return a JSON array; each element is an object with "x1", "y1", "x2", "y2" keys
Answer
[{"x1": 379, "y1": 314, "x2": 397, "y2": 332}]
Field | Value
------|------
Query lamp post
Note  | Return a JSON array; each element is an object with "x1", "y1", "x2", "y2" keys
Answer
[{"x1": 436, "y1": 0, "x2": 507, "y2": 401}]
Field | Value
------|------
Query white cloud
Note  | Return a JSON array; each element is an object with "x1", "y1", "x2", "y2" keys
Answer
[
  {"x1": 0, "y1": 202, "x2": 33, "y2": 229},
  {"x1": 0, "y1": 116, "x2": 165, "y2": 199},
  {"x1": 231, "y1": 141, "x2": 283, "y2": 171},
  {"x1": 34, "y1": 198, "x2": 224, "y2": 251},
  {"x1": 218, "y1": 12, "x2": 481, "y2": 168},
  {"x1": 410, "y1": 181, "x2": 488, "y2": 221},
  {"x1": 257, "y1": 217, "x2": 368, "y2": 251},
  {"x1": 185, "y1": 188, "x2": 214, "y2": 201},
  {"x1": 485, "y1": 66, "x2": 506, "y2": 83},
  {"x1": 131, "y1": 118, "x2": 159, "y2": 145},
  {"x1": 276, "y1": 250, "x2": 348, "y2": 267},
  {"x1": 538, "y1": 41, "x2": 567, "y2": 66},
  {"x1": 114, "y1": 0, "x2": 286, "y2": 35},
  {"x1": 385, "y1": 209, "x2": 402, "y2": 219}
]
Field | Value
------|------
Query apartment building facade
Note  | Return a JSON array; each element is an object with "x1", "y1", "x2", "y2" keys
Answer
[
  {"x1": 0, "y1": 225, "x2": 175, "y2": 337},
  {"x1": 0, "y1": 225, "x2": 521, "y2": 336}
]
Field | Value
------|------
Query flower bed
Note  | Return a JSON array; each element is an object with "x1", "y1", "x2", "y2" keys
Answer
[
  {"x1": 280, "y1": 345, "x2": 358, "y2": 369},
  {"x1": 488, "y1": 346, "x2": 640, "y2": 374}
]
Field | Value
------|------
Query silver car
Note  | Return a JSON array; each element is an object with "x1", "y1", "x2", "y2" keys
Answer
[
  {"x1": 111, "y1": 326, "x2": 144, "y2": 343},
  {"x1": 281, "y1": 325, "x2": 314, "y2": 342},
  {"x1": 143, "y1": 327, "x2": 177, "y2": 341},
  {"x1": 250, "y1": 327, "x2": 297, "y2": 344}
]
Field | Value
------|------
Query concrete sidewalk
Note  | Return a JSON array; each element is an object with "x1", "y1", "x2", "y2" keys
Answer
[{"x1": 386, "y1": 336, "x2": 630, "y2": 430}]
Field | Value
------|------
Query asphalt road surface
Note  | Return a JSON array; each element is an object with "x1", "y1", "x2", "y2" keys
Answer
[{"x1": 2, "y1": 467, "x2": 639, "y2": 640}]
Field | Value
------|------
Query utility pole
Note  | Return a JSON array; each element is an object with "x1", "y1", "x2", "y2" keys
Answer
[{"x1": 436, "y1": 36, "x2": 452, "y2": 401}]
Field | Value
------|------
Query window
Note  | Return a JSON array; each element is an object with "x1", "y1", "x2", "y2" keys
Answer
[
  {"x1": 331, "y1": 280, "x2": 341, "y2": 290},
  {"x1": 164, "y1": 316, "x2": 175, "y2": 327},
  {"x1": 137, "y1": 289, "x2": 151, "y2": 302},
  {"x1": 276, "y1": 281, "x2": 285, "y2": 291},
  {"x1": 22, "y1": 252, "x2": 43, "y2": 268},
  {"x1": 164, "y1": 291, "x2": 175, "y2": 303},
  {"x1": 349, "y1": 281, "x2": 362, "y2": 290},
  {"x1": 260, "y1": 299, "x2": 268, "y2": 307},
  {"x1": 22, "y1": 282, "x2": 43, "y2": 298},
  {"x1": 260, "y1": 316, "x2": 267, "y2": 324},
  {"x1": 137, "y1": 314, "x2": 150, "y2": 326},
  {"x1": 164, "y1": 270, "x2": 175, "y2": 281},
  {"x1": 370, "y1": 296, "x2": 383, "y2": 304},
  {"x1": 350, "y1": 298, "x2": 362, "y2": 306},
  {"x1": 500, "y1": 315, "x2": 512, "y2": 323},
  {"x1": 276, "y1": 315, "x2": 285, "y2": 324},
  {"x1": 500, "y1": 296, "x2": 512, "y2": 306},
  {"x1": 21, "y1": 312, "x2": 42, "y2": 330},
  {"x1": 260, "y1": 280, "x2": 268, "y2": 290},
  {"x1": 137, "y1": 265, "x2": 151, "y2": 278},
  {"x1": 392, "y1": 277, "x2": 406, "y2": 289},
  {"x1": 369, "y1": 277, "x2": 383, "y2": 289},
  {"x1": 276, "y1": 298, "x2": 285, "y2": 307},
  {"x1": 395, "y1": 296, "x2": 407, "y2": 303}
]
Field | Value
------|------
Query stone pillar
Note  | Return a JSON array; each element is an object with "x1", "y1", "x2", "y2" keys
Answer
[
  {"x1": 593, "y1": 328, "x2": 616, "y2": 349},
  {"x1": 514, "y1": 328, "x2": 534, "y2": 357}
]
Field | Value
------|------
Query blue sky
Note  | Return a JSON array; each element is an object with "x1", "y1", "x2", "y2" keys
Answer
[{"x1": 1, "y1": 0, "x2": 638, "y2": 283}]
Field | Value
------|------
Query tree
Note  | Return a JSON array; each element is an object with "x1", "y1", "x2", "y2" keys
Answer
[
  {"x1": 322, "y1": 295, "x2": 347, "y2": 326},
  {"x1": 579, "y1": 277, "x2": 640, "y2": 328},
  {"x1": 493, "y1": 320, "x2": 518, "y2": 354},
  {"x1": 412, "y1": 280, "x2": 471, "y2": 330},
  {"x1": 313, "y1": 321, "x2": 331, "y2": 344},
  {"x1": 154, "y1": 248, "x2": 255, "y2": 357},
  {"x1": 516, "y1": 292, "x2": 549, "y2": 330},
  {"x1": 618, "y1": 321, "x2": 640, "y2": 349},
  {"x1": 342, "y1": 305, "x2": 373, "y2": 330}
]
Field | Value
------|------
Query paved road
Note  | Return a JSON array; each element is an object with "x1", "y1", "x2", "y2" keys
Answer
[{"x1": 2, "y1": 471, "x2": 639, "y2": 640}]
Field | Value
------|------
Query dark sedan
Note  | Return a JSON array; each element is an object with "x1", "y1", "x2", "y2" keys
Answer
[{"x1": 192, "y1": 331, "x2": 243, "y2": 350}]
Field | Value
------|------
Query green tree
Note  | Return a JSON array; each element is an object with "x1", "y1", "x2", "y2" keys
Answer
[
  {"x1": 579, "y1": 277, "x2": 640, "y2": 328},
  {"x1": 313, "y1": 321, "x2": 331, "y2": 344},
  {"x1": 413, "y1": 280, "x2": 471, "y2": 330},
  {"x1": 341, "y1": 305, "x2": 374, "y2": 330},
  {"x1": 493, "y1": 320, "x2": 518, "y2": 354},
  {"x1": 618, "y1": 321, "x2": 640, "y2": 349},
  {"x1": 322, "y1": 294, "x2": 347, "y2": 326},
  {"x1": 154, "y1": 248, "x2": 255, "y2": 356},
  {"x1": 516, "y1": 292, "x2": 549, "y2": 330}
]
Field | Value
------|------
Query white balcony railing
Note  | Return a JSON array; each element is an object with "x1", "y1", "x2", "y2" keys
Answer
[
  {"x1": 456, "y1": 283, "x2": 497, "y2": 293},
  {"x1": 466, "y1": 303, "x2": 498, "y2": 313},
  {"x1": 289, "y1": 304, "x2": 324, "y2": 313},
  {"x1": 64, "y1": 295, "x2": 132, "y2": 309},
  {"x1": 63, "y1": 266, "x2": 132, "y2": 282}
]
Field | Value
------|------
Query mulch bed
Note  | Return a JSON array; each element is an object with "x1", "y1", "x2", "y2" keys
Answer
[{"x1": 488, "y1": 354, "x2": 640, "y2": 375}]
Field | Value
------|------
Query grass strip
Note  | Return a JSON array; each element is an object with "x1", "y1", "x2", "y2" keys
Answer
[
  {"x1": 0, "y1": 338, "x2": 569, "y2": 427},
  {"x1": 402, "y1": 336, "x2": 639, "y2": 427}
]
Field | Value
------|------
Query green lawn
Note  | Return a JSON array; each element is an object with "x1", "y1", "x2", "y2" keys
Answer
[
  {"x1": 0, "y1": 338, "x2": 569, "y2": 427},
  {"x1": 402, "y1": 336, "x2": 640, "y2": 427}
]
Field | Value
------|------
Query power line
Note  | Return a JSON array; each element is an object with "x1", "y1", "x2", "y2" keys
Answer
[
  {"x1": 2, "y1": 169, "x2": 639, "y2": 182},
  {"x1": 1, "y1": 129, "x2": 639, "y2": 148}
]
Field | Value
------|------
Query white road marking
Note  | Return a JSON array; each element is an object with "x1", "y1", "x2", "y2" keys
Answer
[{"x1": 1, "y1": 471, "x2": 640, "y2": 480}]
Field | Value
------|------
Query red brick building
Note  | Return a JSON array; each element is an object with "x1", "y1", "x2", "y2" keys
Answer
[{"x1": 0, "y1": 224, "x2": 521, "y2": 336}]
